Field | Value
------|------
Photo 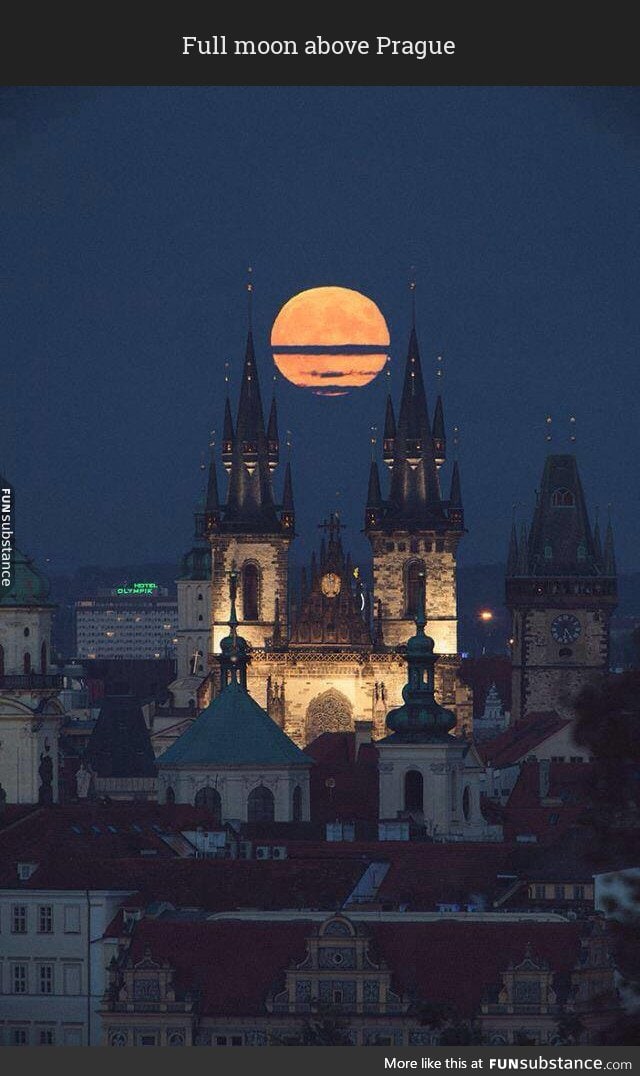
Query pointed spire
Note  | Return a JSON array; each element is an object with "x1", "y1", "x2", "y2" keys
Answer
[
  {"x1": 603, "y1": 517, "x2": 616, "y2": 576},
  {"x1": 383, "y1": 394, "x2": 396, "y2": 469},
  {"x1": 222, "y1": 396, "x2": 234, "y2": 474},
  {"x1": 383, "y1": 324, "x2": 443, "y2": 527},
  {"x1": 448, "y1": 460, "x2": 464, "y2": 528},
  {"x1": 280, "y1": 460, "x2": 295, "y2": 532},
  {"x1": 205, "y1": 448, "x2": 221, "y2": 533},
  {"x1": 267, "y1": 394, "x2": 279, "y2": 472},
  {"x1": 365, "y1": 460, "x2": 383, "y2": 529},
  {"x1": 506, "y1": 519, "x2": 519, "y2": 576},
  {"x1": 432, "y1": 395, "x2": 446, "y2": 469}
]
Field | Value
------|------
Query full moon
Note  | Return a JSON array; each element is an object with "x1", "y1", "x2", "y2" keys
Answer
[{"x1": 271, "y1": 286, "x2": 390, "y2": 396}]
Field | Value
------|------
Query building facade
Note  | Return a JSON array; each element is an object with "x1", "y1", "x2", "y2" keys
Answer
[
  {"x1": 76, "y1": 588, "x2": 178, "y2": 661},
  {"x1": 506, "y1": 455, "x2": 617, "y2": 722}
]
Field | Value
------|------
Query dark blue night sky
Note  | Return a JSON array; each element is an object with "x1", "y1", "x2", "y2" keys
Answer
[{"x1": 4, "y1": 86, "x2": 640, "y2": 574}]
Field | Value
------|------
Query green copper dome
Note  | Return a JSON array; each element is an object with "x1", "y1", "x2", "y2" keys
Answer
[
  {"x1": 383, "y1": 618, "x2": 456, "y2": 743},
  {"x1": 0, "y1": 546, "x2": 52, "y2": 607}
]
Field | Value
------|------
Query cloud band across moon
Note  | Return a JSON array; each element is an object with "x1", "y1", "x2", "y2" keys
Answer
[{"x1": 271, "y1": 286, "x2": 390, "y2": 396}]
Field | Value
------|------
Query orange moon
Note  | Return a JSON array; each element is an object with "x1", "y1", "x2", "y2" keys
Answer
[{"x1": 271, "y1": 286, "x2": 390, "y2": 396}]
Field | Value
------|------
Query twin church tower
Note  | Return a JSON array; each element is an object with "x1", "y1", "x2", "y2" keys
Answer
[{"x1": 176, "y1": 309, "x2": 616, "y2": 745}]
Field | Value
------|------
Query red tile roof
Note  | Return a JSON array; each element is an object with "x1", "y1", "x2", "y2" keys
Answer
[
  {"x1": 478, "y1": 712, "x2": 570, "y2": 767},
  {"x1": 499, "y1": 761, "x2": 594, "y2": 843},
  {"x1": 120, "y1": 917, "x2": 586, "y2": 1018},
  {"x1": 306, "y1": 732, "x2": 379, "y2": 823}
]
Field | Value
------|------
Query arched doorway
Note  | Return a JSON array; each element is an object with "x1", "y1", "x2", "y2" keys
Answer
[
  {"x1": 305, "y1": 688, "x2": 353, "y2": 743},
  {"x1": 404, "y1": 770, "x2": 424, "y2": 811},
  {"x1": 194, "y1": 786, "x2": 221, "y2": 823},
  {"x1": 248, "y1": 785, "x2": 275, "y2": 823}
]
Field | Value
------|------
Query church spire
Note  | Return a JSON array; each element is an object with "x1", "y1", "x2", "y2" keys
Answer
[
  {"x1": 280, "y1": 460, "x2": 295, "y2": 532},
  {"x1": 432, "y1": 395, "x2": 446, "y2": 469},
  {"x1": 365, "y1": 460, "x2": 382, "y2": 529},
  {"x1": 382, "y1": 394, "x2": 396, "y2": 469},
  {"x1": 222, "y1": 396, "x2": 234, "y2": 474},
  {"x1": 267, "y1": 394, "x2": 279, "y2": 473},
  {"x1": 223, "y1": 329, "x2": 281, "y2": 531},
  {"x1": 380, "y1": 324, "x2": 443, "y2": 528},
  {"x1": 205, "y1": 447, "x2": 221, "y2": 534},
  {"x1": 448, "y1": 460, "x2": 463, "y2": 528}
]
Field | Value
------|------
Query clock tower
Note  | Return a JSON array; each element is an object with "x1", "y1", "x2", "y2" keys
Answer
[{"x1": 506, "y1": 453, "x2": 617, "y2": 722}]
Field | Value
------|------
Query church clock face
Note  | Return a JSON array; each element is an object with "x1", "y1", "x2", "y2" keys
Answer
[
  {"x1": 550, "y1": 614, "x2": 581, "y2": 644},
  {"x1": 320, "y1": 572, "x2": 341, "y2": 598}
]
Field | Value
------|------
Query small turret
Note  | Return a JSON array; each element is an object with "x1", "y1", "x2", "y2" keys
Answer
[
  {"x1": 280, "y1": 460, "x2": 295, "y2": 533},
  {"x1": 448, "y1": 460, "x2": 463, "y2": 528},
  {"x1": 382, "y1": 394, "x2": 396, "y2": 469},
  {"x1": 365, "y1": 460, "x2": 383, "y2": 528},
  {"x1": 267, "y1": 395, "x2": 279, "y2": 473},
  {"x1": 432, "y1": 395, "x2": 446, "y2": 469},
  {"x1": 222, "y1": 397, "x2": 234, "y2": 474}
]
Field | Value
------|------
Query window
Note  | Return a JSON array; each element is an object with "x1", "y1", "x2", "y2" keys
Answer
[
  {"x1": 292, "y1": 785, "x2": 303, "y2": 822},
  {"x1": 139, "y1": 1034, "x2": 157, "y2": 1046},
  {"x1": 168, "y1": 1031, "x2": 186, "y2": 1046},
  {"x1": 38, "y1": 905, "x2": 53, "y2": 933},
  {"x1": 242, "y1": 562, "x2": 259, "y2": 621},
  {"x1": 534, "y1": 885, "x2": 546, "y2": 900},
  {"x1": 12, "y1": 964, "x2": 27, "y2": 993},
  {"x1": 40, "y1": 640, "x2": 47, "y2": 674},
  {"x1": 552, "y1": 488, "x2": 575, "y2": 507},
  {"x1": 577, "y1": 542, "x2": 587, "y2": 562},
  {"x1": 39, "y1": 1028, "x2": 55, "y2": 1045},
  {"x1": 39, "y1": 964, "x2": 54, "y2": 994},
  {"x1": 64, "y1": 905, "x2": 81, "y2": 933},
  {"x1": 12, "y1": 905, "x2": 27, "y2": 933},
  {"x1": 194, "y1": 786, "x2": 221, "y2": 822},
  {"x1": 166, "y1": 786, "x2": 176, "y2": 805},
  {"x1": 12, "y1": 1028, "x2": 28, "y2": 1046},
  {"x1": 63, "y1": 964, "x2": 81, "y2": 995},
  {"x1": 544, "y1": 542, "x2": 553, "y2": 561},
  {"x1": 406, "y1": 560, "x2": 425, "y2": 617},
  {"x1": 247, "y1": 785, "x2": 275, "y2": 823},
  {"x1": 573, "y1": 885, "x2": 585, "y2": 900},
  {"x1": 554, "y1": 885, "x2": 565, "y2": 900},
  {"x1": 514, "y1": 979, "x2": 541, "y2": 1004},
  {"x1": 404, "y1": 770, "x2": 423, "y2": 811},
  {"x1": 23, "y1": 651, "x2": 31, "y2": 674},
  {"x1": 462, "y1": 785, "x2": 472, "y2": 821},
  {"x1": 110, "y1": 1032, "x2": 128, "y2": 1047}
]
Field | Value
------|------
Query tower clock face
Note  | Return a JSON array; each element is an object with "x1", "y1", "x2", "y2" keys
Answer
[
  {"x1": 550, "y1": 614, "x2": 581, "y2": 644},
  {"x1": 320, "y1": 572, "x2": 341, "y2": 598}
]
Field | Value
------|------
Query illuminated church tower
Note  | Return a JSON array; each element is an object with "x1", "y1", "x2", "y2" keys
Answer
[
  {"x1": 365, "y1": 319, "x2": 464, "y2": 654},
  {"x1": 207, "y1": 330, "x2": 294, "y2": 655},
  {"x1": 506, "y1": 454, "x2": 617, "y2": 722}
]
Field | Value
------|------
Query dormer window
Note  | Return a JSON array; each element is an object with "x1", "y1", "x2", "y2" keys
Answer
[{"x1": 552, "y1": 488, "x2": 575, "y2": 507}]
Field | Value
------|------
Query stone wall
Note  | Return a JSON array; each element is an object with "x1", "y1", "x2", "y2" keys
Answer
[{"x1": 210, "y1": 535, "x2": 290, "y2": 652}]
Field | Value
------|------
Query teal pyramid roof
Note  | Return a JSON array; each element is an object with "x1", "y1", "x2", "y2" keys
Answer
[{"x1": 157, "y1": 681, "x2": 312, "y2": 768}]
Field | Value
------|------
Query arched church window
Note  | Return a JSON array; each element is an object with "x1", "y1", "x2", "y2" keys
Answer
[
  {"x1": 194, "y1": 786, "x2": 221, "y2": 823},
  {"x1": 165, "y1": 786, "x2": 175, "y2": 805},
  {"x1": 242, "y1": 562, "x2": 260, "y2": 621},
  {"x1": 404, "y1": 770, "x2": 423, "y2": 811},
  {"x1": 292, "y1": 785, "x2": 303, "y2": 822},
  {"x1": 24, "y1": 651, "x2": 31, "y2": 675},
  {"x1": 40, "y1": 641, "x2": 47, "y2": 675},
  {"x1": 197, "y1": 593, "x2": 203, "y2": 601},
  {"x1": 248, "y1": 785, "x2": 275, "y2": 823},
  {"x1": 552, "y1": 488, "x2": 575, "y2": 507},
  {"x1": 462, "y1": 785, "x2": 471, "y2": 821},
  {"x1": 406, "y1": 560, "x2": 426, "y2": 618},
  {"x1": 24, "y1": 627, "x2": 30, "y2": 637}
]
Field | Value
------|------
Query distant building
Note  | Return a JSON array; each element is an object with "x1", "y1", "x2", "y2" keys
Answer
[
  {"x1": 506, "y1": 455, "x2": 617, "y2": 722},
  {"x1": 75, "y1": 584, "x2": 178, "y2": 660}
]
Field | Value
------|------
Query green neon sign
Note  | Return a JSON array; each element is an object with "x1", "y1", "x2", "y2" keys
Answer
[{"x1": 116, "y1": 581, "x2": 158, "y2": 595}]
